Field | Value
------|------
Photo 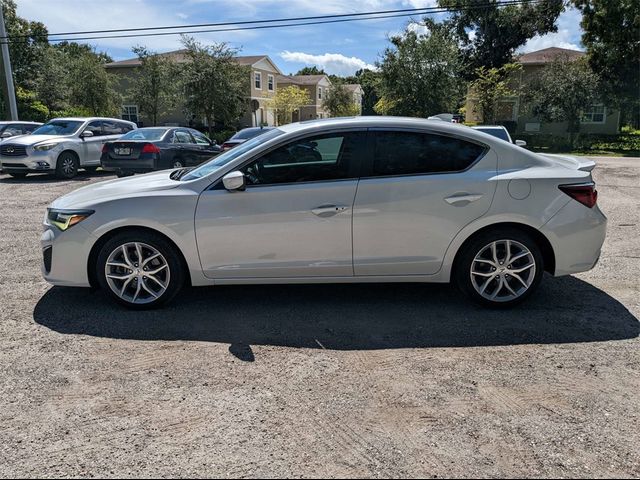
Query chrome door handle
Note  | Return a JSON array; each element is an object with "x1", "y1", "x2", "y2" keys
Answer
[
  {"x1": 444, "y1": 194, "x2": 483, "y2": 206},
  {"x1": 312, "y1": 205, "x2": 349, "y2": 217}
]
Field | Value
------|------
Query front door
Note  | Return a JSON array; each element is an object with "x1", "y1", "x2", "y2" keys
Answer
[
  {"x1": 80, "y1": 120, "x2": 105, "y2": 166},
  {"x1": 353, "y1": 130, "x2": 497, "y2": 276},
  {"x1": 195, "y1": 131, "x2": 366, "y2": 278}
]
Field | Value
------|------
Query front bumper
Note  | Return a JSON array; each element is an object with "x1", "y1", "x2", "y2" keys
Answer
[
  {"x1": 1, "y1": 151, "x2": 57, "y2": 173},
  {"x1": 540, "y1": 199, "x2": 607, "y2": 276},
  {"x1": 41, "y1": 222, "x2": 94, "y2": 287}
]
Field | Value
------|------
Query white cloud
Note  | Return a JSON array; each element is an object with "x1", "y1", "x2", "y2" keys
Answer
[
  {"x1": 520, "y1": 7, "x2": 583, "y2": 53},
  {"x1": 280, "y1": 51, "x2": 376, "y2": 75}
]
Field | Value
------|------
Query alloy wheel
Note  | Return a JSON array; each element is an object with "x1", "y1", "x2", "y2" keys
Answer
[
  {"x1": 469, "y1": 239, "x2": 536, "y2": 303},
  {"x1": 61, "y1": 157, "x2": 76, "y2": 176},
  {"x1": 104, "y1": 242, "x2": 170, "y2": 305}
]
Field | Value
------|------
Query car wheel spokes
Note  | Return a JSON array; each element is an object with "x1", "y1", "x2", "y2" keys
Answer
[
  {"x1": 104, "y1": 242, "x2": 170, "y2": 304},
  {"x1": 470, "y1": 239, "x2": 536, "y2": 303}
]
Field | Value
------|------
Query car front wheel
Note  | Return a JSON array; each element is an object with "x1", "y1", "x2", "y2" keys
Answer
[
  {"x1": 55, "y1": 152, "x2": 79, "y2": 179},
  {"x1": 455, "y1": 228, "x2": 544, "y2": 307},
  {"x1": 96, "y1": 231, "x2": 185, "y2": 309}
]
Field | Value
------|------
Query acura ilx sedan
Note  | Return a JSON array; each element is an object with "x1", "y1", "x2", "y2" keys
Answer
[{"x1": 41, "y1": 117, "x2": 606, "y2": 309}]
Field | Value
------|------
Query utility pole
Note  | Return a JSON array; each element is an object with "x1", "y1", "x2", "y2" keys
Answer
[{"x1": 0, "y1": 3, "x2": 17, "y2": 120}]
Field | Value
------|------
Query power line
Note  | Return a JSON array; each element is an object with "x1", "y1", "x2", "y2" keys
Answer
[{"x1": 2, "y1": 0, "x2": 540, "y2": 43}]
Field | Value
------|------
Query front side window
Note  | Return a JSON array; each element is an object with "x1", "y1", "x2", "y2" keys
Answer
[
  {"x1": 582, "y1": 104, "x2": 606, "y2": 123},
  {"x1": 268, "y1": 75, "x2": 274, "y2": 91},
  {"x1": 372, "y1": 131, "x2": 486, "y2": 177},
  {"x1": 192, "y1": 131, "x2": 211, "y2": 145},
  {"x1": 240, "y1": 132, "x2": 365, "y2": 186},
  {"x1": 254, "y1": 71, "x2": 262, "y2": 89},
  {"x1": 84, "y1": 121, "x2": 103, "y2": 137},
  {"x1": 122, "y1": 105, "x2": 139, "y2": 124},
  {"x1": 102, "y1": 120, "x2": 129, "y2": 135}
]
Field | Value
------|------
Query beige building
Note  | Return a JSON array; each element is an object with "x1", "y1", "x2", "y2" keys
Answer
[
  {"x1": 465, "y1": 47, "x2": 620, "y2": 135},
  {"x1": 105, "y1": 50, "x2": 282, "y2": 128},
  {"x1": 344, "y1": 84, "x2": 364, "y2": 115},
  {"x1": 276, "y1": 74, "x2": 333, "y2": 121}
]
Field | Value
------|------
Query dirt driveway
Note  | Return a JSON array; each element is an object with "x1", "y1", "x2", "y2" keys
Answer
[{"x1": 0, "y1": 158, "x2": 638, "y2": 478}]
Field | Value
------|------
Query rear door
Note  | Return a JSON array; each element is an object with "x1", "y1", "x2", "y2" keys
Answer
[
  {"x1": 173, "y1": 129, "x2": 199, "y2": 166},
  {"x1": 353, "y1": 129, "x2": 497, "y2": 276}
]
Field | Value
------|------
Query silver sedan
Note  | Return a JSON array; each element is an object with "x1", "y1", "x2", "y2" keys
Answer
[{"x1": 41, "y1": 117, "x2": 607, "y2": 309}]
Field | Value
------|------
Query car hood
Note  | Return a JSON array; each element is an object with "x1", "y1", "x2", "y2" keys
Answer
[
  {"x1": 51, "y1": 170, "x2": 181, "y2": 209},
  {"x1": 4, "y1": 134, "x2": 70, "y2": 146}
]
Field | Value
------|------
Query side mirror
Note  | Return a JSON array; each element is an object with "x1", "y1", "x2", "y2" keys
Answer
[
  {"x1": 222, "y1": 171, "x2": 246, "y2": 191},
  {"x1": 80, "y1": 130, "x2": 94, "y2": 138},
  {"x1": 1, "y1": 131, "x2": 12, "y2": 138},
  {"x1": 515, "y1": 139, "x2": 527, "y2": 147}
]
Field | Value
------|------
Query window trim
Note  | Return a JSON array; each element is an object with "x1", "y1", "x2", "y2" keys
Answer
[
  {"x1": 254, "y1": 71, "x2": 262, "y2": 90},
  {"x1": 267, "y1": 74, "x2": 274, "y2": 91},
  {"x1": 121, "y1": 104, "x2": 139, "y2": 124},
  {"x1": 358, "y1": 127, "x2": 489, "y2": 180},
  {"x1": 581, "y1": 104, "x2": 607, "y2": 124}
]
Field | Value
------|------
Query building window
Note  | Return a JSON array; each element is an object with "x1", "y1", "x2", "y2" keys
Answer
[
  {"x1": 318, "y1": 87, "x2": 322, "y2": 100},
  {"x1": 121, "y1": 105, "x2": 139, "y2": 124},
  {"x1": 582, "y1": 104, "x2": 606, "y2": 124},
  {"x1": 254, "y1": 71, "x2": 262, "y2": 90},
  {"x1": 268, "y1": 74, "x2": 274, "y2": 91}
]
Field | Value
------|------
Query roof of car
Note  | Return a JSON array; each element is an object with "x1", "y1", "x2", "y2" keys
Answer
[
  {"x1": 0, "y1": 121, "x2": 43, "y2": 125},
  {"x1": 48, "y1": 117, "x2": 137, "y2": 124},
  {"x1": 472, "y1": 126, "x2": 508, "y2": 130}
]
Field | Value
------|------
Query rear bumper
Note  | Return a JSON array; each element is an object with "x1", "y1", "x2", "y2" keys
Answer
[
  {"x1": 101, "y1": 154, "x2": 158, "y2": 173},
  {"x1": 540, "y1": 200, "x2": 607, "y2": 276}
]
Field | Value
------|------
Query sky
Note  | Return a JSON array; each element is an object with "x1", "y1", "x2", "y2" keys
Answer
[{"x1": 16, "y1": 0, "x2": 583, "y2": 76}]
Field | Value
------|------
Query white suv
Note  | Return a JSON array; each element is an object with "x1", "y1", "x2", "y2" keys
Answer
[{"x1": 0, "y1": 117, "x2": 137, "y2": 179}]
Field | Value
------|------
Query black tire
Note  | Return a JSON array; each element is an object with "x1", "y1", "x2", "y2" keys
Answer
[
  {"x1": 55, "y1": 151, "x2": 79, "y2": 179},
  {"x1": 454, "y1": 227, "x2": 544, "y2": 308},
  {"x1": 96, "y1": 230, "x2": 185, "y2": 309},
  {"x1": 116, "y1": 171, "x2": 133, "y2": 178},
  {"x1": 171, "y1": 158, "x2": 184, "y2": 169},
  {"x1": 8, "y1": 172, "x2": 27, "y2": 179}
]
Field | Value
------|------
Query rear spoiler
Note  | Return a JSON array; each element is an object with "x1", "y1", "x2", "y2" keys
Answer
[{"x1": 541, "y1": 154, "x2": 596, "y2": 172}]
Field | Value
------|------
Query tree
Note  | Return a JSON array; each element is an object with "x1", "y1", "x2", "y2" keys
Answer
[
  {"x1": 16, "y1": 86, "x2": 48, "y2": 122},
  {"x1": 440, "y1": 0, "x2": 563, "y2": 76},
  {"x1": 266, "y1": 85, "x2": 310, "y2": 125},
  {"x1": 522, "y1": 57, "x2": 600, "y2": 147},
  {"x1": 295, "y1": 66, "x2": 326, "y2": 76},
  {"x1": 33, "y1": 46, "x2": 70, "y2": 112},
  {"x1": 322, "y1": 83, "x2": 360, "y2": 117},
  {"x1": 573, "y1": 0, "x2": 640, "y2": 128},
  {"x1": 375, "y1": 20, "x2": 465, "y2": 117},
  {"x1": 469, "y1": 63, "x2": 522, "y2": 124},
  {"x1": 180, "y1": 36, "x2": 249, "y2": 136},
  {"x1": 128, "y1": 46, "x2": 178, "y2": 125},
  {"x1": 353, "y1": 69, "x2": 380, "y2": 116},
  {"x1": 68, "y1": 50, "x2": 120, "y2": 116}
]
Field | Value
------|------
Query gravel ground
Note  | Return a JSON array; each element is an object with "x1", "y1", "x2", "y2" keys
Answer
[{"x1": 0, "y1": 158, "x2": 639, "y2": 478}]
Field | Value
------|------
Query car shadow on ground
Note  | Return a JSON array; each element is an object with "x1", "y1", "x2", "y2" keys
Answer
[
  {"x1": 0, "y1": 170, "x2": 114, "y2": 184},
  {"x1": 34, "y1": 275, "x2": 639, "y2": 354}
]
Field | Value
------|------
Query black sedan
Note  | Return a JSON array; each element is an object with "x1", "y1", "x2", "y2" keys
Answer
[{"x1": 101, "y1": 127, "x2": 221, "y2": 176}]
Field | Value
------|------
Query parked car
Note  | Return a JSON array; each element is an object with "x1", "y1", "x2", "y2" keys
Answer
[
  {"x1": 41, "y1": 117, "x2": 606, "y2": 309},
  {"x1": 472, "y1": 125, "x2": 527, "y2": 147},
  {"x1": 101, "y1": 127, "x2": 221, "y2": 177},
  {"x1": 221, "y1": 126, "x2": 275, "y2": 151},
  {"x1": 0, "y1": 121, "x2": 43, "y2": 141},
  {"x1": 0, "y1": 117, "x2": 136, "y2": 179}
]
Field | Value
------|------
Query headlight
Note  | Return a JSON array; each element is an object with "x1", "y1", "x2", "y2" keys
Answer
[
  {"x1": 47, "y1": 209, "x2": 94, "y2": 231},
  {"x1": 34, "y1": 143, "x2": 59, "y2": 151}
]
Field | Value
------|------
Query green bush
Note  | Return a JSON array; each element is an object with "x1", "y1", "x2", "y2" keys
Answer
[{"x1": 519, "y1": 132, "x2": 640, "y2": 154}]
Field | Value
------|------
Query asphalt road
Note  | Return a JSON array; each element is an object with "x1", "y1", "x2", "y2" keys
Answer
[{"x1": 0, "y1": 157, "x2": 638, "y2": 478}]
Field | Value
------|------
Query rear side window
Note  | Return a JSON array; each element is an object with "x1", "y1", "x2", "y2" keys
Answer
[
  {"x1": 372, "y1": 131, "x2": 485, "y2": 176},
  {"x1": 174, "y1": 130, "x2": 194, "y2": 144},
  {"x1": 84, "y1": 121, "x2": 103, "y2": 137}
]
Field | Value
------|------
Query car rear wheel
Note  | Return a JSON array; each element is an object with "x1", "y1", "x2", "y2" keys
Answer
[
  {"x1": 172, "y1": 159, "x2": 184, "y2": 168},
  {"x1": 96, "y1": 231, "x2": 185, "y2": 309},
  {"x1": 454, "y1": 228, "x2": 544, "y2": 307},
  {"x1": 55, "y1": 152, "x2": 79, "y2": 179}
]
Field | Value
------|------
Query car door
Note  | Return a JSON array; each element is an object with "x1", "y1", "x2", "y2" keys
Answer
[
  {"x1": 172, "y1": 129, "x2": 200, "y2": 166},
  {"x1": 79, "y1": 120, "x2": 106, "y2": 166},
  {"x1": 352, "y1": 129, "x2": 497, "y2": 276},
  {"x1": 194, "y1": 131, "x2": 367, "y2": 279},
  {"x1": 191, "y1": 130, "x2": 219, "y2": 164}
]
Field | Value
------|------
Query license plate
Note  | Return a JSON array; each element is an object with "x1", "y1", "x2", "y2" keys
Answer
[{"x1": 115, "y1": 147, "x2": 131, "y2": 155}]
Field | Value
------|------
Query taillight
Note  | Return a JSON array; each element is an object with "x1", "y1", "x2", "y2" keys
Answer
[
  {"x1": 559, "y1": 183, "x2": 598, "y2": 208},
  {"x1": 221, "y1": 143, "x2": 233, "y2": 150},
  {"x1": 141, "y1": 143, "x2": 161, "y2": 154},
  {"x1": 101, "y1": 144, "x2": 108, "y2": 153}
]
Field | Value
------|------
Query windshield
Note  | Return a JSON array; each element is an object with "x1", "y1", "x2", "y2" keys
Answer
[
  {"x1": 475, "y1": 127, "x2": 510, "y2": 142},
  {"x1": 120, "y1": 128, "x2": 169, "y2": 141},
  {"x1": 32, "y1": 120, "x2": 83, "y2": 136},
  {"x1": 182, "y1": 128, "x2": 284, "y2": 181},
  {"x1": 232, "y1": 128, "x2": 273, "y2": 140}
]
